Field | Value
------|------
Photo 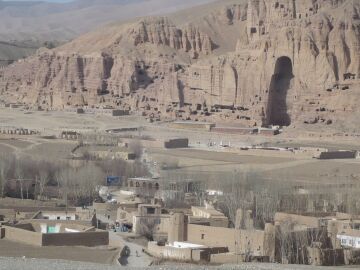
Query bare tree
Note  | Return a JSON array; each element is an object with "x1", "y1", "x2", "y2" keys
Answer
[
  {"x1": 138, "y1": 217, "x2": 160, "y2": 241},
  {"x1": 14, "y1": 159, "x2": 24, "y2": 200},
  {"x1": 54, "y1": 162, "x2": 105, "y2": 206},
  {"x1": 0, "y1": 153, "x2": 13, "y2": 197},
  {"x1": 55, "y1": 165, "x2": 72, "y2": 207},
  {"x1": 76, "y1": 163, "x2": 104, "y2": 205},
  {"x1": 36, "y1": 161, "x2": 50, "y2": 200},
  {"x1": 276, "y1": 220, "x2": 294, "y2": 264},
  {"x1": 216, "y1": 170, "x2": 254, "y2": 227}
]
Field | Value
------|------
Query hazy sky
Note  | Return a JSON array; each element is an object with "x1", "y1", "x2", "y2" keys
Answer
[{"x1": 3, "y1": 0, "x2": 74, "y2": 2}]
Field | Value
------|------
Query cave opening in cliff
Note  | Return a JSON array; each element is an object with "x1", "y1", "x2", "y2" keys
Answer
[{"x1": 266, "y1": 56, "x2": 293, "y2": 127}]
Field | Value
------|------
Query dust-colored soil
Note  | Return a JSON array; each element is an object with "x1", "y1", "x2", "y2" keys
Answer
[
  {"x1": 22, "y1": 141, "x2": 76, "y2": 160},
  {"x1": 0, "y1": 239, "x2": 119, "y2": 265},
  {"x1": 0, "y1": 257, "x2": 357, "y2": 270},
  {"x1": 150, "y1": 148, "x2": 293, "y2": 165},
  {"x1": 0, "y1": 143, "x2": 13, "y2": 155},
  {"x1": 1, "y1": 107, "x2": 360, "y2": 187},
  {"x1": 0, "y1": 139, "x2": 32, "y2": 149}
]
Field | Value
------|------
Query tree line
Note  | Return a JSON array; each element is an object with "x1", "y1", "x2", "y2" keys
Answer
[{"x1": 0, "y1": 152, "x2": 148, "y2": 206}]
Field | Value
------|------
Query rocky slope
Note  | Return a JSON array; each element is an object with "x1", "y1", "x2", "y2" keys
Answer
[
  {"x1": 0, "y1": 0, "x2": 216, "y2": 41},
  {"x1": 0, "y1": 40, "x2": 40, "y2": 68},
  {"x1": 1, "y1": 0, "x2": 360, "y2": 133},
  {"x1": 0, "y1": 0, "x2": 216, "y2": 65}
]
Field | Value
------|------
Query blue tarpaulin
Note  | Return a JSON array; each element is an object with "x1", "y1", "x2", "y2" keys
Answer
[{"x1": 106, "y1": 176, "x2": 121, "y2": 186}]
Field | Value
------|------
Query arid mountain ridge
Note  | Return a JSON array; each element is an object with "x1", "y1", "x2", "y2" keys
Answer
[
  {"x1": 0, "y1": 0, "x2": 216, "y2": 65},
  {"x1": 0, "y1": 0, "x2": 216, "y2": 41},
  {"x1": 1, "y1": 0, "x2": 360, "y2": 132}
]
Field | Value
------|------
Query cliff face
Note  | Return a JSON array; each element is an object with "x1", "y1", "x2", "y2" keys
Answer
[
  {"x1": 1, "y1": 0, "x2": 360, "y2": 131},
  {"x1": 130, "y1": 17, "x2": 214, "y2": 56}
]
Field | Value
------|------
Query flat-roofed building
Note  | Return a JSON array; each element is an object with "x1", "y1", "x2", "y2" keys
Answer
[
  {"x1": 127, "y1": 177, "x2": 160, "y2": 197},
  {"x1": 132, "y1": 204, "x2": 170, "y2": 241},
  {"x1": 190, "y1": 206, "x2": 229, "y2": 227},
  {"x1": 1, "y1": 221, "x2": 108, "y2": 247},
  {"x1": 75, "y1": 145, "x2": 136, "y2": 160}
]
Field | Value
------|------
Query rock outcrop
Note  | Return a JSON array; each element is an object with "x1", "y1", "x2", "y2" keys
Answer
[
  {"x1": 130, "y1": 17, "x2": 214, "y2": 57},
  {"x1": 1, "y1": 0, "x2": 360, "y2": 132}
]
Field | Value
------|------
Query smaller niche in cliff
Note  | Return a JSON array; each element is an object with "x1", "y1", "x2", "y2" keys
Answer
[{"x1": 266, "y1": 56, "x2": 293, "y2": 127}]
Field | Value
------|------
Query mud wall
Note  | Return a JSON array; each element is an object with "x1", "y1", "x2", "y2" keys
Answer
[
  {"x1": 3, "y1": 225, "x2": 42, "y2": 246},
  {"x1": 42, "y1": 231, "x2": 109, "y2": 247}
]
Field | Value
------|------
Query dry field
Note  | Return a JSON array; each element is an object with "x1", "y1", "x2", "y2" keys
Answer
[
  {"x1": 1, "y1": 107, "x2": 360, "y2": 187},
  {"x1": 0, "y1": 143, "x2": 13, "y2": 155},
  {"x1": 0, "y1": 139, "x2": 33, "y2": 149},
  {"x1": 0, "y1": 108, "x2": 143, "y2": 133},
  {"x1": 22, "y1": 141, "x2": 76, "y2": 160},
  {"x1": 150, "y1": 147, "x2": 360, "y2": 187}
]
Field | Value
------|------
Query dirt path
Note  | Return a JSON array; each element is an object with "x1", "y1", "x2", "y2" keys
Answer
[
  {"x1": 96, "y1": 211, "x2": 153, "y2": 267},
  {"x1": 0, "y1": 139, "x2": 42, "y2": 158},
  {"x1": 109, "y1": 232, "x2": 152, "y2": 267}
]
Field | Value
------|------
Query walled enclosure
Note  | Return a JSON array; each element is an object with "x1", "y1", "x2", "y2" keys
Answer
[
  {"x1": 148, "y1": 241, "x2": 193, "y2": 261},
  {"x1": 147, "y1": 241, "x2": 228, "y2": 262},
  {"x1": 187, "y1": 224, "x2": 275, "y2": 260},
  {"x1": 1, "y1": 224, "x2": 109, "y2": 247},
  {"x1": 2, "y1": 226, "x2": 42, "y2": 246}
]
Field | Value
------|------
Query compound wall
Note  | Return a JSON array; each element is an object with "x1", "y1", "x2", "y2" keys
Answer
[
  {"x1": 42, "y1": 231, "x2": 109, "y2": 247},
  {"x1": 3, "y1": 226, "x2": 42, "y2": 246},
  {"x1": 2, "y1": 225, "x2": 108, "y2": 247}
]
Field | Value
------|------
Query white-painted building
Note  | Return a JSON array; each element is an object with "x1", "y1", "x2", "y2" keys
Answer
[
  {"x1": 206, "y1": 190, "x2": 224, "y2": 196},
  {"x1": 33, "y1": 211, "x2": 76, "y2": 221},
  {"x1": 337, "y1": 234, "x2": 360, "y2": 249},
  {"x1": 169, "y1": 241, "x2": 205, "y2": 249}
]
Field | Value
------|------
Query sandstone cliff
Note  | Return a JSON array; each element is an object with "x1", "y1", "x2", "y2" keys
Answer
[{"x1": 1, "y1": 0, "x2": 359, "y2": 132}]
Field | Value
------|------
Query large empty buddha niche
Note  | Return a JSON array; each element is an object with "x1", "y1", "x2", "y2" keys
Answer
[{"x1": 266, "y1": 56, "x2": 293, "y2": 126}]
